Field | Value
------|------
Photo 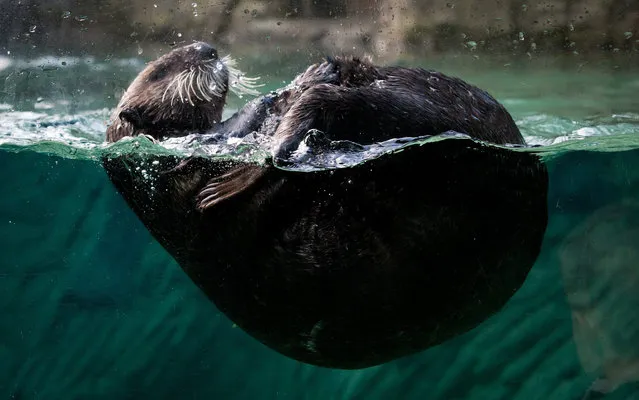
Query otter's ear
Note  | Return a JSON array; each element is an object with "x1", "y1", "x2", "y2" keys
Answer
[{"x1": 119, "y1": 108, "x2": 144, "y2": 129}]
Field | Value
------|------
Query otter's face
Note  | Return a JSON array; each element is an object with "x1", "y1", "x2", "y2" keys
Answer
[{"x1": 107, "y1": 42, "x2": 231, "y2": 143}]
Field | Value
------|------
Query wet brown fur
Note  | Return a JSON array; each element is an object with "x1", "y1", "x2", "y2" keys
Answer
[
  {"x1": 106, "y1": 43, "x2": 227, "y2": 143},
  {"x1": 270, "y1": 56, "x2": 524, "y2": 162}
]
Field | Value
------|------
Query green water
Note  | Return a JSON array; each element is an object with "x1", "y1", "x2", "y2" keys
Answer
[{"x1": 1, "y1": 55, "x2": 639, "y2": 399}]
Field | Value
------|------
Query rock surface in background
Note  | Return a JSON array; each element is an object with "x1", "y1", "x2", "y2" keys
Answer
[{"x1": 0, "y1": 0, "x2": 637, "y2": 60}]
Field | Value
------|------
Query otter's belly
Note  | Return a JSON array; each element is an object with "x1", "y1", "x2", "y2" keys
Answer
[{"x1": 102, "y1": 138, "x2": 548, "y2": 369}]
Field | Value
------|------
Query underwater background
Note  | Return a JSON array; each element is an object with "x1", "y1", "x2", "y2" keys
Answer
[{"x1": 1, "y1": 50, "x2": 639, "y2": 399}]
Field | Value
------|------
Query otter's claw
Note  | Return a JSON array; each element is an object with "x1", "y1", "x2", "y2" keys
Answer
[
  {"x1": 196, "y1": 164, "x2": 266, "y2": 211},
  {"x1": 137, "y1": 133, "x2": 158, "y2": 144}
]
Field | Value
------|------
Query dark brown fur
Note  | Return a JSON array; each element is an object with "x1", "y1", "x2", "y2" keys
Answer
[
  {"x1": 269, "y1": 56, "x2": 524, "y2": 164},
  {"x1": 106, "y1": 42, "x2": 227, "y2": 143},
  {"x1": 206, "y1": 54, "x2": 526, "y2": 207}
]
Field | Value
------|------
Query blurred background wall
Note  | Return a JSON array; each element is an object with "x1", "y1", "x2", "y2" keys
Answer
[{"x1": 0, "y1": 0, "x2": 638, "y2": 61}]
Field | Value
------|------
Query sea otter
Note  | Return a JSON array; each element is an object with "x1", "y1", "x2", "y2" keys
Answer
[
  {"x1": 107, "y1": 42, "x2": 526, "y2": 209},
  {"x1": 103, "y1": 42, "x2": 548, "y2": 369}
]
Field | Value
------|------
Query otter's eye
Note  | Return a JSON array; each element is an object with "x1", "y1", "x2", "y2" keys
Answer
[{"x1": 148, "y1": 67, "x2": 168, "y2": 82}]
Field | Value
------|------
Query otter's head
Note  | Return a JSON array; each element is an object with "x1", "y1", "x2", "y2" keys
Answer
[{"x1": 107, "y1": 42, "x2": 260, "y2": 143}]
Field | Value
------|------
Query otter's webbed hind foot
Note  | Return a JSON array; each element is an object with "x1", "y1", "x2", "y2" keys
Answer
[{"x1": 196, "y1": 164, "x2": 267, "y2": 211}]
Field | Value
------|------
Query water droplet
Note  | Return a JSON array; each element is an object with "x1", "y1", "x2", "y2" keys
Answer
[
  {"x1": 519, "y1": 31, "x2": 525, "y2": 41},
  {"x1": 29, "y1": 25, "x2": 37, "y2": 33},
  {"x1": 177, "y1": 32, "x2": 182, "y2": 38},
  {"x1": 153, "y1": 4, "x2": 158, "y2": 7},
  {"x1": 251, "y1": 9, "x2": 258, "y2": 17},
  {"x1": 466, "y1": 41, "x2": 477, "y2": 50},
  {"x1": 152, "y1": 160, "x2": 160, "y2": 165},
  {"x1": 137, "y1": 46, "x2": 143, "y2": 55},
  {"x1": 192, "y1": 2, "x2": 197, "y2": 7},
  {"x1": 62, "y1": 11, "x2": 71, "y2": 19},
  {"x1": 624, "y1": 32, "x2": 633, "y2": 40},
  {"x1": 569, "y1": 23, "x2": 574, "y2": 32}
]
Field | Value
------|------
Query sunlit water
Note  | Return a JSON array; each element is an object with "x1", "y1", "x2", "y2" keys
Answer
[{"x1": 1, "y1": 54, "x2": 639, "y2": 399}]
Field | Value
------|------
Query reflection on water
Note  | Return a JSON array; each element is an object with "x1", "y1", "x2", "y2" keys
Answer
[{"x1": 561, "y1": 202, "x2": 639, "y2": 399}]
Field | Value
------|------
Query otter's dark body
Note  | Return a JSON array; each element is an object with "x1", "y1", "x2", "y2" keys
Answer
[
  {"x1": 104, "y1": 139, "x2": 547, "y2": 369},
  {"x1": 103, "y1": 43, "x2": 548, "y2": 369},
  {"x1": 210, "y1": 56, "x2": 524, "y2": 164}
]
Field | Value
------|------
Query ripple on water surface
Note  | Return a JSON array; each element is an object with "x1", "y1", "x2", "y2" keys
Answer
[{"x1": 0, "y1": 53, "x2": 638, "y2": 163}]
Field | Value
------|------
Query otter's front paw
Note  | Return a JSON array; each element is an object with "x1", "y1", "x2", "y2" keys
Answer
[{"x1": 195, "y1": 164, "x2": 267, "y2": 211}]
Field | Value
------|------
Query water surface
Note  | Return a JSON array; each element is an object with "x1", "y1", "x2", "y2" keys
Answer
[{"x1": 1, "y1": 54, "x2": 639, "y2": 399}]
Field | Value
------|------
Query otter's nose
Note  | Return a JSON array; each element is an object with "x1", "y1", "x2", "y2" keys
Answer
[{"x1": 190, "y1": 42, "x2": 218, "y2": 60}]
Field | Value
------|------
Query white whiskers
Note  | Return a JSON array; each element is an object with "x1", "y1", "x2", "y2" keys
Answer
[
  {"x1": 221, "y1": 55, "x2": 263, "y2": 98},
  {"x1": 161, "y1": 55, "x2": 262, "y2": 107}
]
